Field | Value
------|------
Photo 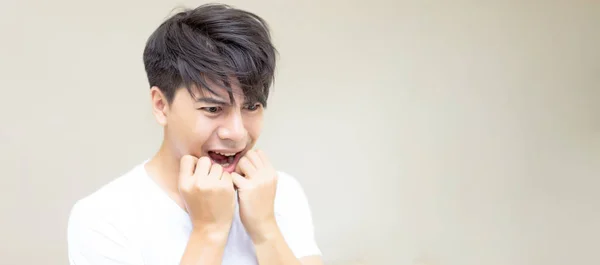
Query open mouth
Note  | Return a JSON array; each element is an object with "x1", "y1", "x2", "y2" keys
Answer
[{"x1": 207, "y1": 150, "x2": 243, "y2": 172}]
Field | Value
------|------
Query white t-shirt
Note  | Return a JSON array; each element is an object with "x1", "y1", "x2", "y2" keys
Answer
[{"x1": 67, "y1": 161, "x2": 321, "y2": 265}]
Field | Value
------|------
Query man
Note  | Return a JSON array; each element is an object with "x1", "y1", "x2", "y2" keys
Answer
[{"x1": 67, "y1": 4, "x2": 323, "y2": 265}]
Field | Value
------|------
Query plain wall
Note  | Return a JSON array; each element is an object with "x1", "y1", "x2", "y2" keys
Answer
[{"x1": 0, "y1": 0, "x2": 598, "y2": 264}]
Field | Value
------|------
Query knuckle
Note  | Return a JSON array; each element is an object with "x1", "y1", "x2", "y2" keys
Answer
[
  {"x1": 198, "y1": 156, "x2": 211, "y2": 164},
  {"x1": 240, "y1": 157, "x2": 249, "y2": 164},
  {"x1": 181, "y1": 155, "x2": 196, "y2": 164},
  {"x1": 217, "y1": 183, "x2": 229, "y2": 190},
  {"x1": 194, "y1": 181, "x2": 206, "y2": 190},
  {"x1": 180, "y1": 184, "x2": 193, "y2": 193}
]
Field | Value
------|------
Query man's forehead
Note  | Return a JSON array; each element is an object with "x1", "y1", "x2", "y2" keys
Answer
[{"x1": 191, "y1": 84, "x2": 246, "y2": 103}]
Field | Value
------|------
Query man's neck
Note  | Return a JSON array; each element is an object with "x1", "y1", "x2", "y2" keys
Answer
[{"x1": 145, "y1": 141, "x2": 187, "y2": 211}]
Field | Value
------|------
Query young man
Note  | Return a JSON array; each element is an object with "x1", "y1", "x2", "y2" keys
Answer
[{"x1": 67, "y1": 4, "x2": 323, "y2": 265}]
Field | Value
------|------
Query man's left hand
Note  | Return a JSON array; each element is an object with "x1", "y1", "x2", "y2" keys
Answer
[{"x1": 232, "y1": 149, "x2": 279, "y2": 244}]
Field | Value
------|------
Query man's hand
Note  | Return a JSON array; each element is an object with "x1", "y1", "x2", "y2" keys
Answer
[
  {"x1": 232, "y1": 150, "x2": 323, "y2": 265},
  {"x1": 232, "y1": 149, "x2": 279, "y2": 244},
  {"x1": 178, "y1": 155, "x2": 236, "y2": 236},
  {"x1": 177, "y1": 156, "x2": 236, "y2": 265}
]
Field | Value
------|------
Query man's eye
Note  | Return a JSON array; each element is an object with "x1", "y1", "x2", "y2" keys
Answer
[
  {"x1": 201, "y1": 106, "x2": 222, "y2": 113},
  {"x1": 245, "y1": 103, "x2": 261, "y2": 111}
]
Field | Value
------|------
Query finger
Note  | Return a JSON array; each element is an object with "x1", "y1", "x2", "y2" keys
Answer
[
  {"x1": 208, "y1": 163, "x2": 224, "y2": 180},
  {"x1": 221, "y1": 172, "x2": 232, "y2": 183},
  {"x1": 231, "y1": 172, "x2": 250, "y2": 189},
  {"x1": 221, "y1": 171, "x2": 231, "y2": 181},
  {"x1": 236, "y1": 156, "x2": 257, "y2": 178},
  {"x1": 194, "y1": 156, "x2": 212, "y2": 177},
  {"x1": 244, "y1": 150, "x2": 263, "y2": 169},
  {"x1": 179, "y1": 155, "x2": 198, "y2": 185},
  {"x1": 220, "y1": 173, "x2": 236, "y2": 194},
  {"x1": 255, "y1": 149, "x2": 273, "y2": 169}
]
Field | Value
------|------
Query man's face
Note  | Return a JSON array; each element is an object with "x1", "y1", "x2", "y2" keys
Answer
[{"x1": 153, "y1": 79, "x2": 265, "y2": 173}]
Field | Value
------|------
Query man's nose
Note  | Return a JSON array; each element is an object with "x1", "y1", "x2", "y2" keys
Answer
[{"x1": 217, "y1": 111, "x2": 246, "y2": 142}]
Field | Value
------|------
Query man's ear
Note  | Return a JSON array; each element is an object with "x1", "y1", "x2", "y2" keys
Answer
[{"x1": 150, "y1": 86, "x2": 169, "y2": 126}]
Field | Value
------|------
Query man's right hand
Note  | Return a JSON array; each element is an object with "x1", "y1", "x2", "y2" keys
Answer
[{"x1": 178, "y1": 155, "x2": 235, "y2": 236}]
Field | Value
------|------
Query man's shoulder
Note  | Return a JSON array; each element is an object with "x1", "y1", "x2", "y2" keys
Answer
[
  {"x1": 274, "y1": 170, "x2": 312, "y2": 208},
  {"x1": 67, "y1": 163, "x2": 151, "y2": 264},
  {"x1": 68, "y1": 163, "x2": 147, "y2": 228},
  {"x1": 273, "y1": 170, "x2": 322, "y2": 258},
  {"x1": 276, "y1": 170, "x2": 305, "y2": 192}
]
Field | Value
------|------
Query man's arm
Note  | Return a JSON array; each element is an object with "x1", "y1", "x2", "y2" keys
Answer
[
  {"x1": 177, "y1": 157, "x2": 237, "y2": 265},
  {"x1": 231, "y1": 150, "x2": 324, "y2": 265},
  {"x1": 251, "y1": 171, "x2": 324, "y2": 265},
  {"x1": 253, "y1": 223, "x2": 324, "y2": 265},
  {"x1": 179, "y1": 227, "x2": 229, "y2": 265}
]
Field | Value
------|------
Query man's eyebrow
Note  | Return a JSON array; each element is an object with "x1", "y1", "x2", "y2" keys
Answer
[{"x1": 194, "y1": 97, "x2": 229, "y2": 105}]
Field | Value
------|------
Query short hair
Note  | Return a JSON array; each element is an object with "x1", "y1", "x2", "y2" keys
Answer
[{"x1": 142, "y1": 3, "x2": 277, "y2": 106}]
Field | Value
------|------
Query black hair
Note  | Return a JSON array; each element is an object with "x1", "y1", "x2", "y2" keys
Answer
[{"x1": 143, "y1": 3, "x2": 277, "y2": 106}]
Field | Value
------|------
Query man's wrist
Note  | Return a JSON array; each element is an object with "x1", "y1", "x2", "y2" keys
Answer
[
  {"x1": 251, "y1": 220, "x2": 281, "y2": 245},
  {"x1": 180, "y1": 225, "x2": 230, "y2": 265},
  {"x1": 191, "y1": 225, "x2": 230, "y2": 244}
]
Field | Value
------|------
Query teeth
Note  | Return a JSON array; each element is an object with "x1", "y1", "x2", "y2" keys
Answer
[{"x1": 215, "y1": 151, "x2": 236, "y2": 156}]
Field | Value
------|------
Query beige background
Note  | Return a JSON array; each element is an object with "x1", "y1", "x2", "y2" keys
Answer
[{"x1": 0, "y1": 0, "x2": 598, "y2": 264}]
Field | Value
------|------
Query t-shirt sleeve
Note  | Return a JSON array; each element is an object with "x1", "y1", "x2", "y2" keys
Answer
[
  {"x1": 275, "y1": 172, "x2": 322, "y2": 259},
  {"x1": 67, "y1": 201, "x2": 143, "y2": 265}
]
